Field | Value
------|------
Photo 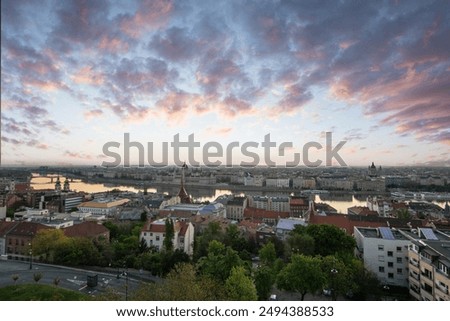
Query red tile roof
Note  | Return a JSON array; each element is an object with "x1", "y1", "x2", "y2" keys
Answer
[
  {"x1": 310, "y1": 213, "x2": 386, "y2": 234},
  {"x1": 63, "y1": 221, "x2": 109, "y2": 239},
  {"x1": 0, "y1": 221, "x2": 19, "y2": 237},
  {"x1": 348, "y1": 206, "x2": 378, "y2": 216},
  {"x1": 8, "y1": 221, "x2": 50, "y2": 236},
  {"x1": 290, "y1": 198, "x2": 308, "y2": 206}
]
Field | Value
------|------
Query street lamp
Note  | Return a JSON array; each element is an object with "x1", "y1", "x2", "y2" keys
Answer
[
  {"x1": 330, "y1": 268, "x2": 338, "y2": 301},
  {"x1": 28, "y1": 243, "x2": 33, "y2": 270},
  {"x1": 124, "y1": 270, "x2": 129, "y2": 301}
]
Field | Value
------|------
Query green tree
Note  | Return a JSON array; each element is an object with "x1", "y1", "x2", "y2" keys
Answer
[
  {"x1": 320, "y1": 256, "x2": 352, "y2": 301},
  {"x1": 396, "y1": 208, "x2": 411, "y2": 220},
  {"x1": 277, "y1": 254, "x2": 325, "y2": 301},
  {"x1": 138, "y1": 237, "x2": 148, "y2": 253},
  {"x1": 197, "y1": 240, "x2": 244, "y2": 283},
  {"x1": 224, "y1": 224, "x2": 248, "y2": 253},
  {"x1": 103, "y1": 221, "x2": 120, "y2": 239},
  {"x1": 33, "y1": 229, "x2": 68, "y2": 263},
  {"x1": 163, "y1": 219, "x2": 174, "y2": 252},
  {"x1": 286, "y1": 233, "x2": 315, "y2": 257},
  {"x1": 254, "y1": 266, "x2": 275, "y2": 300},
  {"x1": 347, "y1": 259, "x2": 382, "y2": 300},
  {"x1": 131, "y1": 263, "x2": 227, "y2": 300},
  {"x1": 193, "y1": 222, "x2": 224, "y2": 261},
  {"x1": 259, "y1": 242, "x2": 276, "y2": 267},
  {"x1": 225, "y1": 266, "x2": 258, "y2": 301},
  {"x1": 305, "y1": 224, "x2": 356, "y2": 257}
]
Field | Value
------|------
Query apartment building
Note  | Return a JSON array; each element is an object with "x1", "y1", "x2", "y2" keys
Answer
[
  {"x1": 404, "y1": 228, "x2": 450, "y2": 301},
  {"x1": 225, "y1": 196, "x2": 248, "y2": 221},
  {"x1": 354, "y1": 226, "x2": 411, "y2": 287}
]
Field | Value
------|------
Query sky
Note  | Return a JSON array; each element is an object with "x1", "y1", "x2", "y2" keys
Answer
[{"x1": 1, "y1": 0, "x2": 449, "y2": 168}]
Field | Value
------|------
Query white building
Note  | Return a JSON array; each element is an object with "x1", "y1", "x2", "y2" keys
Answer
[
  {"x1": 140, "y1": 218, "x2": 194, "y2": 256},
  {"x1": 354, "y1": 226, "x2": 411, "y2": 287},
  {"x1": 270, "y1": 196, "x2": 290, "y2": 212},
  {"x1": 244, "y1": 174, "x2": 264, "y2": 187},
  {"x1": 265, "y1": 178, "x2": 290, "y2": 188},
  {"x1": 292, "y1": 177, "x2": 316, "y2": 189},
  {"x1": 78, "y1": 198, "x2": 129, "y2": 217},
  {"x1": 249, "y1": 196, "x2": 290, "y2": 212}
]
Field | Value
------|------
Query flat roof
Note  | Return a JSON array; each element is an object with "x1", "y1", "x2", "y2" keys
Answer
[{"x1": 355, "y1": 227, "x2": 408, "y2": 240}]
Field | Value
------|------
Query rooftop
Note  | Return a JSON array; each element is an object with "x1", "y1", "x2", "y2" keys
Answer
[
  {"x1": 355, "y1": 226, "x2": 408, "y2": 240},
  {"x1": 276, "y1": 218, "x2": 307, "y2": 231}
]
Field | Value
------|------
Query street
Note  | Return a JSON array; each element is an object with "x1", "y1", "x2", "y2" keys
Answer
[{"x1": 0, "y1": 260, "x2": 147, "y2": 299}]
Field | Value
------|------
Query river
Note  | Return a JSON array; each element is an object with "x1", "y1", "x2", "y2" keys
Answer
[{"x1": 30, "y1": 174, "x2": 446, "y2": 213}]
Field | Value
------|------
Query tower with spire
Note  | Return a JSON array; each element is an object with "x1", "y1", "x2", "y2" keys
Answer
[
  {"x1": 177, "y1": 162, "x2": 191, "y2": 204},
  {"x1": 368, "y1": 162, "x2": 378, "y2": 177},
  {"x1": 63, "y1": 177, "x2": 70, "y2": 192},
  {"x1": 55, "y1": 175, "x2": 61, "y2": 192}
]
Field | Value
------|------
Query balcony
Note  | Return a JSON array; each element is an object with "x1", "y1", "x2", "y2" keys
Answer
[
  {"x1": 435, "y1": 283, "x2": 449, "y2": 295},
  {"x1": 409, "y1": 271, "x2": 420, "y2": 280},
  {"x1": 410, "y1": 285, "x2": 420, "y2": 295},
  {"x1": 421, "y1": 283, "x2": 433, "y2": 295},
  {"x1": 409, "y1": 259, "x2": 419, "y2": 267},
  {"x1": 421, "y1": 271, "x2": 433, "y2": 281},
  {"x1": 419, "y1": 254, "x2": 432, "y2": 264},
  {"x1": 436, "y1": 268, "x2": 450, "y2": 278}
]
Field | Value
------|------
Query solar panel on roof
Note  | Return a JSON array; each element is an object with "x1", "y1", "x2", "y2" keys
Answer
[
  {"x1": 420, "y1": 228, "x2": 439, "y2": 240},
  {"x1": 379, "y1": 227, "x2": 395, "y2": 240}
]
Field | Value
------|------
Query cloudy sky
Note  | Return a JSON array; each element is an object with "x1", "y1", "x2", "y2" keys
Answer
[{"x1": 1, "y1": 0, "x2": 449, "y2": 167}]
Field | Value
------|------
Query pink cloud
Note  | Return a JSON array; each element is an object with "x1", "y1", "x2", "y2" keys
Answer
[
  {"x1": 120, "y1": 0, "x2": 174, "y2": 38},
  {"x1": 84, "y1": 109, "x2": 104, "y2": 120},
  {"x1": 72, "y1": 66, "x2": 105, "y2": 85},
  {"x1": 64, "y1": 150, "x2": 93, "y2": 160}
]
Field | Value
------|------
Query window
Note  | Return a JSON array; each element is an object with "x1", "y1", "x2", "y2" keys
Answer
[
  {"x1": 438, "y1": 262, "x2": 449, "y2": 275},
  {"x1": 396, "y1": 246, "x2": 402, "y2": 252},
  {"x1": 397, "y1": 268, "x2": 403, "y2": 274},
  {"x1": 378, "y1": 255, "x2": 385, "y2": 262},
  {"x1": 156, "y1": 235, "x2": 160, "y2": 241},
  {"x1": 144, "y1": 233, "x2": 147, "y2": 236},
  {"x1": 397, "y1": 257, "x2": 402, "y2": 263},
  {"x1": 422, "y1": 268, "x2": 432, "y2": 279},
  {"x1": 379, "y1": 266, "x2": 385, "y2": 273},
  {"x1": 388, "y1": 273, "x2": 394, "y2": 279},
  {"x1": 378, "y1": 245, "x2": 384, "y2": 251},
  {"x1": 388, "y1": 262, "x2": 394, "y2": 268},
  {"x1": 423, "y1": 283, "x2": 432, "y2": 294},
  {"x1": 387, "y1": 251, "x2": 393, "y2": 257}
]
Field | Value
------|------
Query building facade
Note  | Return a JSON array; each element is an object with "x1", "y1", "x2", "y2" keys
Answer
[
  {"x1": 406, "y1": 229, "x2": 450, "y2": 301},
  {"x1": 354, "y1": 226, "x2": 411, "y2": 287}
]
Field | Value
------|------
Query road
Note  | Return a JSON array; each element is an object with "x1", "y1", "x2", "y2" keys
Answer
[{"x1": 0, "y1": 260, "x2": 149, "y2": 299}]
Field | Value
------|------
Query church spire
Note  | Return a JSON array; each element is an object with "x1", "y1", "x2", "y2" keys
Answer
[{"x1": 177, "y1": 162, "x2": 191, "y2": 204}]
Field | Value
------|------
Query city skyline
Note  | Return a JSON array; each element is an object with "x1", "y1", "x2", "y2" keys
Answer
[{"x1": 1, "y1": 0, "x2": 449, "y2": 167}]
